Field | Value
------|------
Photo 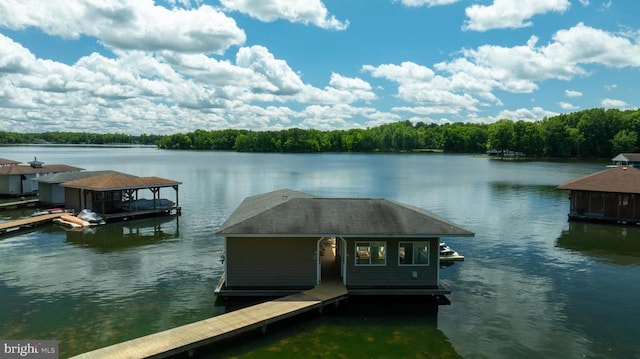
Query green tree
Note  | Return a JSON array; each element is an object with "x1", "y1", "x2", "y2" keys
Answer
[{"x1": 611, "y1": 129, "x2": 638, "y2": 154}]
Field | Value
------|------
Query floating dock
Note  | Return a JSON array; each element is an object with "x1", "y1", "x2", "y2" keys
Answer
[
  {"x1": 70, "y1": 282, "x2": 348, "y2": 359},
  {"x1": 0, "y1": 213, "x2": 65, "y2": 236}
]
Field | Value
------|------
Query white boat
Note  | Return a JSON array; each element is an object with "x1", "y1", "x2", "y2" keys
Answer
[
  {"x1": 77, "y1": 209, "x2": 105, "y2": 225},
  {"x1": 440, "y1": 242, "x2": 464, "y2": 261}
]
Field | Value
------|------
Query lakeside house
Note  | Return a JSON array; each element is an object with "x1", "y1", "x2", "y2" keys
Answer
[
  {"x1": 0, "y1": 157, "x2": 83, "y2": 197},
  {"x1": 557, "y1": 166, "x2": 640, "y2": 225},
  {"x1": 60, "y1": 172, "x2": 182, "y2": 221},
  {"x1": 215, "y1": 189, "x2": 474, "y2": 298}
]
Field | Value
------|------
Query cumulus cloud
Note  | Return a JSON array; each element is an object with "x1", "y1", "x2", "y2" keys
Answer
[
  {"x1": 0, "y1": 28, "x2": 379, "y2": 134},
  {"x1": 558, "y1": 101, "x2": 578, "y2": 110},
  {"x1": 495, "y1": 107, "x2": 558, "y2": 122},
  {"x1": 361, "y1": 22, "x2": 640, "y2": 123},
  {"x1": 363, "y1": 61, "x2": 480, "y2": 111},
  {"x1": 0, "y1": 34, "x2": 34, "y2": 74},
  {"x1": 601, "y1": 98, "x2": 628, "y2": 108},
  {"x1": 219, "y1": 0, "x2": 349, "y2": 30},
  {"x1": 0, "y1": 0, "x2": 246, "y2": 54},
  {"x1": 0, "y1": 1, "x2": 638, "y2": 134},
  {"x1": 463, "y1": 0, "x2": 571, "y2": 31},
  {"x1": 397, "y1": 0, "x2": 461, "y2": 7}
]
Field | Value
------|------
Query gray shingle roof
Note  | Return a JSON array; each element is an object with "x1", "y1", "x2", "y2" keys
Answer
[{"x1": 217, "y1": 189, "x2": 474, "y2": 238}]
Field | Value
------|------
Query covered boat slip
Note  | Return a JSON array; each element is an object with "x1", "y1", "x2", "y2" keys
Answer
[{"x1": 60, "y1": 173, "x2": 182, "y2": 222}]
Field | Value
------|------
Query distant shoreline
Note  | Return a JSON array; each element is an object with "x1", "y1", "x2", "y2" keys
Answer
[{"x1": 0, "y1": 143, "x2": 157, "y2": 148}]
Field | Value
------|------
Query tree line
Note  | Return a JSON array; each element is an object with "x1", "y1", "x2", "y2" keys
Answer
[
  {"x1": 156, "y1": 108, "x2": 640, "y2": 158},
  {"x1": 1, "y1": 108, "x2": 638, "y2": 158},
  {"x1": 0, "y1": 132, "x2": 163, "y2": 146}
]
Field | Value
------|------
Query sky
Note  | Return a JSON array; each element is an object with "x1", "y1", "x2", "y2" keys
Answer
[{"x1": 1, "y1": 0, "x2": 639, "y2": 135}]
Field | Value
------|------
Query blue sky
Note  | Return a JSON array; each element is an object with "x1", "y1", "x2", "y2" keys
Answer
[{"x1": 0, "y1": 0, "x2": 638, "y2": 135}]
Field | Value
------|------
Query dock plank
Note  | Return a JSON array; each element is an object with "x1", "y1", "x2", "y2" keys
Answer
[{"x1": 71, "y1": 283, "x2": 348, "y2": 359}]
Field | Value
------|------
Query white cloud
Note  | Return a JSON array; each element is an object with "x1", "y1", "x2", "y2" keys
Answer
[
  {"x1": 392, "y1": 106, "x2": 460, "y2": 116},
  {"x1": 578, "y1": 0, "x2": 589, "y2": 6},
  {"x1": 601, "y1": 98, "x2": 628, "y2": 108},
  {"x1": 0, "y1": 29, "x2": 382, "y2": 134},
  {"x1": 361, "y1": 22, "x2": 640, "y2": 122},
  {"x1": 565, "y1": 90, "x2": 582, "y2": 97},
  {"x1": 463, "y1": 0, "x2": 571, "y2": 31},
  {"x1": 397, "y1": 0, "x2": 461, "y2": 7},
  {"x1": 236, "y1": 45, "x2": 305, "y2": 96},
  {"x1": 558, "y1": 101, "x2": 578, "y2": 110},
  {"x1": 0, "y1": 0, "x2": 246, "y2": 54},
  {"x1": 219, "y1": 0, "x2": 349, "y2": 30},
  {"x1": 363, "y1": 61, "x2": 480, "y2": 111},
  {"x1": 495, "y1": 107, "x2": 558, "y2": 122},
  {"x1": 546, "y1": 23, "x2": 640, "y2": 68},
  {"x1": 0, "y1": 33, "x2": 34, "y2": 74}
]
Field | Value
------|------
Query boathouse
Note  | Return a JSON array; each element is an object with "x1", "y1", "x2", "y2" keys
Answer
[
  {"x1": 60, "y1": 172, "x2": 182, "y2": 221},
  {"x1": 215, "y1": 189, "x2": 474, "y2": 297},
  {"x1": 0, "y1": 157, "x2": 83, "y2": 197},
  {"x1": 557, "y1": 166, "x2": 640, "y2": 225},
  {"x1": 36, "y1": 170, "x2": 120, "y2": 205},
  {"x1": 611, "y1": 153, "x2": 640, "y2": 168}
]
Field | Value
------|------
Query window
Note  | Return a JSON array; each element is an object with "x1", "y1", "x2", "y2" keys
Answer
[
  {"x1": 398, "y1": 242, "x2": 430, "y2": 266},
  {"x1": 355, "y1": 241, "x2": 386, "y2": 266},
  {"x1": 619, "y1": 194, "x2": 629, "y2": 206}
]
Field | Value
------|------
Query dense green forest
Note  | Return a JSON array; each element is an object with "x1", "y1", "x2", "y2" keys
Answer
[
  {"x1": 0, "y1": 132, "x2": 163, "y2": 147},
  {"x1": 2, "y1": 108, "x2": 639, "y2": 158},
  {"x1": 155, "y1": 108, "x2": 640, "y2": 158}
]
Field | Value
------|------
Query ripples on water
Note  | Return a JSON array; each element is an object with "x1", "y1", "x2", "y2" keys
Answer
[{"x1": 1, "y1": 148, "x2": 639, "y2": 358}]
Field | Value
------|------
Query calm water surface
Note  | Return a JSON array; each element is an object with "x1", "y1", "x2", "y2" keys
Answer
[{"x1": 1, "y1": 146, "x2": 639, "y2": 358}]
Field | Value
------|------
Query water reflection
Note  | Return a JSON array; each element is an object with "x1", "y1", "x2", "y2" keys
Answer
[
  {"x1": 63, "y1": 215, "x2": 180, "y2": 252},
  {"x1": 556, "y1": 222, "x2": 640, "y2": 266},
  {"x1": 201, "y1": 297, "x2": 459, "y2": 359}
]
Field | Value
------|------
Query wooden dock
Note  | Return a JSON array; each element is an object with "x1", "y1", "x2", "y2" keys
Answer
[
  {"x1": 0, "y1": 198, "x2": 39, "y2": 210},
  {"x1": 70, "y1": 282, "x2": 349, "y2": 359},
  {"x1": 0, "y1": 213, "x2": 65, "y2": 235}
]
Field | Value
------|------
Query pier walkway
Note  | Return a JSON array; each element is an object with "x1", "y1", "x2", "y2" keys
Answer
[
  {"x1": 0, "y1": 198, "x2": 39, "y2": 210},
  {"x1": 70, "y1": 282, "x2": 348, "y2": 359},
  {"x1": 0, "y1": 213, "x2": 64, "y2": 235}
]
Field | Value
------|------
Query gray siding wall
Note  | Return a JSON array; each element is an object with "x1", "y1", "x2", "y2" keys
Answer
[
  {"x1": 38, "y1": 184, "x2": 65, "y2": 205},
  {"x1": 0, "y1": 176, "x2": 11, "y2": 194},
  {"x1": 345, "y1": 237, "x2": 439, "y2": 288},
  {"x1": 226, "y1": 236, "x2": 318, "y2": 288}
]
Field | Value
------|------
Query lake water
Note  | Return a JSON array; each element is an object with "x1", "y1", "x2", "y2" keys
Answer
[{"x1": 1, "y1": 146, "x2": 639, "y2": 358}]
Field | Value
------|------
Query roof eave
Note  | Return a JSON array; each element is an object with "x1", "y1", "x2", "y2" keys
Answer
[{"x1": 215, "y1": 232, "x2": 475, "y2": 238}]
